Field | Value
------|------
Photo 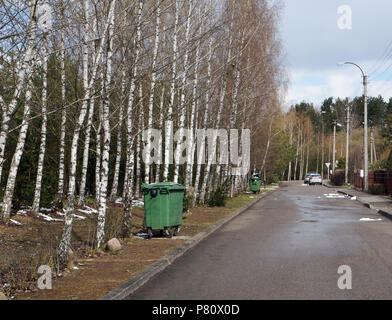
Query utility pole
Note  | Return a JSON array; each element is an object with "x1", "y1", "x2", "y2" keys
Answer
[
  {"x1": 333, "y1": 120, "x2": 337, "y2": 172},
  {"x1": 338, "y1": 62, "x2": 369, "y2": 191},
  {"x1": 345, "y1": 104, "x2": 350, "y2": 185},
  {"x1": 321, "y1": 111, "x2": 326, "y2": 179},
  {"x1": 364, "y1": 75, "x2": 369, "y2": 191}
]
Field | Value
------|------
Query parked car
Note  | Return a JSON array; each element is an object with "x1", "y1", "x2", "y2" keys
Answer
[
  {"x1": 308, "y1": 174, "x2": 322, "y2": 185},
  {"x1": 304, "y1": 173, "x2": 314, "y2": 184}
]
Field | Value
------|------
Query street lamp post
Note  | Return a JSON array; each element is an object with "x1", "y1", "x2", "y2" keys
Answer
[
  {"x1": 321, "y1": 111, "x2": 326, "y2": 179},
  {"x1": 338, "y1": 62, "x2": 369, "y2": 191},
  {"x1": 333, "y1": 120, "x2": 337, "y2": 172},
  {"x1": 345, "y1": 104, "x2": 351, "y2": 185}
]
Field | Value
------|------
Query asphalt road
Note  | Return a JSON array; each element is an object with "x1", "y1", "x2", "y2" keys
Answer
[{"x1": 128, "y1": 182, "x2": 392, "y2": 300}]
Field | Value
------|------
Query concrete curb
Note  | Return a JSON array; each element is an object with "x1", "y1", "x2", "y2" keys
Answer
[
  {"x1": 337, "y1": 190, "x2": 392, "y2": 221},
  {"x1": 101, "y1": 190, "x2": 276, "y2": 300}
]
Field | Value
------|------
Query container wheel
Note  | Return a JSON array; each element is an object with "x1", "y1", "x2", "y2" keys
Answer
[
  {"x1": 174, "y1": 226, "x2": 181, "y2": 236},
  {"x1": 163, "y1": 227, "x2": 173, "y2": 238},
  {"x1": 147, "y1": 228, "x2": 153, "y2": 239}
]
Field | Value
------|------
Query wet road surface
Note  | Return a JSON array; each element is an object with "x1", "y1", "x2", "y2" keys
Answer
[{"x1": 128, "y1": 182, "x2": 392, "y2": 300}]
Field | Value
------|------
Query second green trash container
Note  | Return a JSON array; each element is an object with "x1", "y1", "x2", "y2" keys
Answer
[
  {"x1": 249, "y1": 175, "x2": 261, "y2": 194},
  {"x1": 142, "y1": 182, "x2": 185, "y2": 238}
]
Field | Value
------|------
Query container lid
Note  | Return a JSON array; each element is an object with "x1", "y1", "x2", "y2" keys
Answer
[{"x1": 142, "y1": 182, "x2": 185, "y2": 191}]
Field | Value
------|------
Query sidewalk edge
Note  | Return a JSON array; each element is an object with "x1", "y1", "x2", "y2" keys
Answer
[{"x1": 337, "y1": 190, "x2": 392, "y2": 221}]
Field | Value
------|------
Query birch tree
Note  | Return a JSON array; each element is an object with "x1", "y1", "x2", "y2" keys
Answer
[
  {"x1": 123, "y1": 0, "x2": 144, "y2": 237},
  {"x1": 56, "y1": 2, "x2": 67, "y2": 205},
  {"x1": 96, "y1": 1, "x2": 116, "y2": 248},
  {"x1": 58, "y1": 0, "x2": 117, "y2": 266},
  {"x1": 109, "y1": 67, "x2": 126, "y2": 200},
  {"x1": 173, "y1": 0, "x2": 193, "y2": 184},
  {"x1": 163, "y1": 0, "x2": 179, "y2": 181},
  {"x1": 193, "y1": 39, "x2": 213, "y2": 206},
  {"x1": 32, "y1": 28, "x2": 49, "y2": 214},
  {"x1": 0, "y1": 0, "x2": 38, "y2": 187},
  {"x1": 145, "y1": 1, "x2": 161, "y2": 184}
]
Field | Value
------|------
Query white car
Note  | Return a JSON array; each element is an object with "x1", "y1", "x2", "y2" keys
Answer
[{"x1": 308, "y1": 174, "x2": 322, "y2": 185}]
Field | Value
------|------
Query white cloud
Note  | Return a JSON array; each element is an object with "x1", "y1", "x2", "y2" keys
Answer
[
  {"x1": 280, "y1": 0, "x2": 392, "y2": 107},
  {"x1": 284, "y1": 66, "x2": 392, "y2": 108}
]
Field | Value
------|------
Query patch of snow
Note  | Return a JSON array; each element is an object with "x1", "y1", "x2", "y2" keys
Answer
[
  {"x1": 16, "y1": 210, "x2": 27, "y2": 216},
  {"x1": 38, "y1": 213, "x2": 64, "y2": 222},
  {"x1": 72, "y1": 266, "x2": 79, "y2": 270},
  {"x1": 132, "y1": 200, "x2": 144, "y2": 207},
  {"x1": 40, "y1": 207, "x2": 53, "y2": 213},
  {"x1": 360, "y1": 218, "x2": 383, "y2": 222},
  {"x1": 72, "y1": 214, "x2": 87, "y2": 220},
  {"x1": 351, "y1": 196, "x2": 357, "y2": 200},
  {"x1": 10, "y1": 219, "x2": 22, "y2": 226},
  {"x1": 324, "y1": 193, "x2": 347, "y2": 199},
  {"x1": 77, "y1": 206, "x2": 98, "y2": 215}
]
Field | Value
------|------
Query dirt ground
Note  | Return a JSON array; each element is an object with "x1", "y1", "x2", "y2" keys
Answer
[{"x1": 0, "y1": 192, "x2": 263, "y2": 300}]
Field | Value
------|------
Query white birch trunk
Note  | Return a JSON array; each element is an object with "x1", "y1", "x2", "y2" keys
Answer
[
  {"x1": 78, "y1": 2, "x2": 96, "y2": 204},
  {"x1": 287, "y1": 120, "x2": 293, "y2": 181},
  {"x1": 95, "y1": 92, "x2": 103, "y2": 205},
  {"x1": 135, "y1": 84, "x2": 143, "y2": 198},
  {"x1": 185, "y1": 25, "x2": 201, "y2": 189},
  {"x1": 32, "y1": 33, "x2": 49, "y2": 214},
  {"x1": 1, "y1": 80, "x2": 33, "y2": 220},
  {"x1": 109, "y1": 68, "x2": 126, "y2": 200},
  {"x1": 145, "y1": 2, "x2": 161, "y2": 184},
  {"x1": 56, "y1": 9, "x2": 67, "y2": 205},
  {"x1": 123, "y1": 0, "x2": 143, "y2": 237},
  {"x1": 228, "y1": 34, "x2": 244, "y2": 198},
  {"x1": 294, "y1": 127, "x2": 300, "y2": 180},
  {"x1": 260, "y1": 118, "x2": 273, "y2": 178},
  {"x1": 0, "y1": 1, "x2": 37, "y2": 185},
  {"x1": 163, "y1": 0, "x2": 179, "y2": 181},
  {"x1": 193, "y1": 39, "x2": 213, "y2": 206},
  {"x1": 155, "y1": 87, "x2": 165, "y2": 183},
  {"x1": 58, "y1": 0, "x2": 117, "y2": 266},
  {"x1": 96, "y1": 3, "x2": 115, "y2": 248},
  {"x1": 173, "y1": 0, "x2": 193, "y2": 183},
  {"x1": 215, "y1": 15, "x2": 234, "y2": 189}
]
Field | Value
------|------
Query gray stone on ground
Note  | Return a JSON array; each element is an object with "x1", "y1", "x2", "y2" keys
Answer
[{"x1": 106, "y1": 238, "x2": 122, "y2": 251}]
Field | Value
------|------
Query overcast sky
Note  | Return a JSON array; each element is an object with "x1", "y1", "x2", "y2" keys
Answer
[{"x1": 280, "y1": 0, "x2": 392, "y2": 109}]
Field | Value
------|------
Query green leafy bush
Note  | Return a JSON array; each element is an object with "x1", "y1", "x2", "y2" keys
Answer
[
  {"x1": 207, "y1": 180, "x2": 230, "y2": 207},
  {"x1": 183, "y1": 189, "x2": 192, "y2": 212}
]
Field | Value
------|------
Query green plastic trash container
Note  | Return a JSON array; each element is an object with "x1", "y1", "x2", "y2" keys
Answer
[
  {"x1": 142, "y1": 182, "x2": 185, "y2": 238},
  {"x1": 249, "y1": 176, "x2": 261, "y2": 194}
]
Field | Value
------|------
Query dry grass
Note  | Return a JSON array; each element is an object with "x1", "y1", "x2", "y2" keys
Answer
[{"x1": 0, "y1": 193, "x2": 260, "y2": 300}]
